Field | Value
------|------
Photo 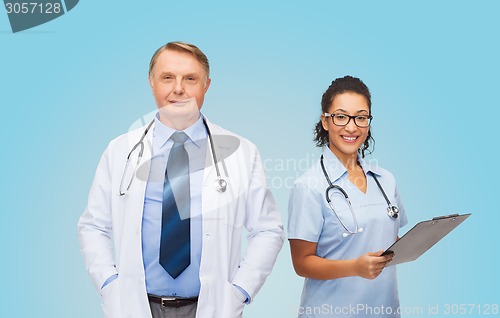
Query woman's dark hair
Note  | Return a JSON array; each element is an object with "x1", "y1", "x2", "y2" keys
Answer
[{"x1": 314, "y1": 75, "x2": 374, "y2": 158}]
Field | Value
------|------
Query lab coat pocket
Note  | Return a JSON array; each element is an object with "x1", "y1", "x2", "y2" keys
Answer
[
  {"x1": 222, "y1": 203, "x2": 246, "y2": 229},
  {"x1": 226, "y1": 281, "x2": 245, "y2": 317},
  {"x1": 100, "y1": 277, "x2": 121, "y2": 318}
]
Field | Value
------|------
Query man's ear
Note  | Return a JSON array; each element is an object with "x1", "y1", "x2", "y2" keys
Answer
[
  {"x1": 148, "y1": 74, "x2": 154, "y2": 89},
  {"x1": 204, "y1": 78, "x2": 211, "y2": 93}
]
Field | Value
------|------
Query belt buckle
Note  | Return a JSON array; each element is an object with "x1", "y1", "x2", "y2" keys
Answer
[{"x1": 161, "y1": 297, "x2": 176, "y2": 307}]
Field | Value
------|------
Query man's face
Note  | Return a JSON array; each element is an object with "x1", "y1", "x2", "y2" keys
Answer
[{"x1": 149, "y1": 49, "x2": 211, "y2": 112}]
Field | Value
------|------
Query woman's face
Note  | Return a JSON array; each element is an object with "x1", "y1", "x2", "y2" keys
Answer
[{"x1": 321, "y1": 92, "x2": 370, "y2": 161}]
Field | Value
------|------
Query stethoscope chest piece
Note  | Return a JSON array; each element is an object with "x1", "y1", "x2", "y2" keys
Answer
[
  {"x1": 214, "y1": 178, "x2": 227, "y2": 193},
  {"x1": 387, "y1": 205, "x2": 399, "y2": 218}
]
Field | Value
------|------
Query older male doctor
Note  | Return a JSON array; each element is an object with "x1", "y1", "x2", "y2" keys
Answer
[{"x1": 78, "y1": 42, "x2": 284, "y2": 318}]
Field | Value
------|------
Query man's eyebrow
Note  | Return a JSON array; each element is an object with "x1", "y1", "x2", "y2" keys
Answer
[
  {"x1": 157, "y1": 71, "x2": 173, "y2": 76},
  {"x1": 156, "y1": 71, "x2": 202, "y2": 77}
]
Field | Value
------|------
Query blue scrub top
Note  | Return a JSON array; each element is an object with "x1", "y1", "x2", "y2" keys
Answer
[{"x1": 288, "y1": 148, "x2": 408, "y2": 318}]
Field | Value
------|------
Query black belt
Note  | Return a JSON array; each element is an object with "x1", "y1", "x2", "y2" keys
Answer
[{"x1": 148, "y1": 294, "x2": 198, "y2": 308}]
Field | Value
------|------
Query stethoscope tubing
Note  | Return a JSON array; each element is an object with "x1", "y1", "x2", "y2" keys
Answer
[
  {"x1": 320, "y1": 154, "x2": 398, "y2": 236},
  {"x1": 119, "y1": 120, "x2": 154, "y2": 196}
]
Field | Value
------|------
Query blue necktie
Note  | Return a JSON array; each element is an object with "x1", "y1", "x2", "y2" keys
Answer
[{"x1": 159, "y1": 132, "x2": 191, "y2": 279}]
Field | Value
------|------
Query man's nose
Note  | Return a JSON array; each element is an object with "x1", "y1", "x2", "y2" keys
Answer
[{"x1": 173, "y1": 79, "x2": 184, "y2": 95}]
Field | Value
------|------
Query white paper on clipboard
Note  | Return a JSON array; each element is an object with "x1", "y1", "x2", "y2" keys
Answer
[{"x1": 383, "y1": 213, "x2": 471, "y2": 266}]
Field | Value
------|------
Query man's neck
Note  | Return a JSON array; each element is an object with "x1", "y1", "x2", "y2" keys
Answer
[{"x1": 158, "y1": 112, "x2": 200, "y2": 131}]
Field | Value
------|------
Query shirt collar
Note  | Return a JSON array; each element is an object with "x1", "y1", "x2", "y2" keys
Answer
[
  {"x1": 153, "y1": 112, "x2": 207, "y2": 150},
  {"x1": 322, "y1": 147, "x2": 347, "y2": 183},
  {"x1": 358, "y1": 156, "x2": 382, "y2": 177},
  {"x1": 322, "y1": 147, "x2": 381, "y2": 182}
]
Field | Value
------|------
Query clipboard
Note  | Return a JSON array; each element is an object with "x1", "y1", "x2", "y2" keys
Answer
[{"x1": 383, "y1": 213, "x2": 471, "y2": 266}]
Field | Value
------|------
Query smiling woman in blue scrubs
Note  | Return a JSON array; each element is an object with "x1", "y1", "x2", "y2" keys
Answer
[{"x1": 288, "y1": 76, "x2": 408, "y2": 317}]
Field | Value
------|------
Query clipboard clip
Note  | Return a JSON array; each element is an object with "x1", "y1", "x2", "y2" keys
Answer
[{"x1": 432, "y1": 214, "x2": 459, "y2": 221}]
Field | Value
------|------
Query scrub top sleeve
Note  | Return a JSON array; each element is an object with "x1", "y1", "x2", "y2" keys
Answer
[
  {"x1": 394, "y1": 185, "x2": 408, "y2": 228},
  {"x1": 287, "y1": 183, "x2": 324, "y2": 243}
]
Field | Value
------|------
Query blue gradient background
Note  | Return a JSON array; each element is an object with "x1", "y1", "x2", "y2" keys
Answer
[{"x1": 1, "y1": 1, "x2": 499, "y2": 317}]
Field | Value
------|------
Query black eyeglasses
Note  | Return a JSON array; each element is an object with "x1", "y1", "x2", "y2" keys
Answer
[{"x1": 323, "y1": 113, "x2": 373, "y2": 128}]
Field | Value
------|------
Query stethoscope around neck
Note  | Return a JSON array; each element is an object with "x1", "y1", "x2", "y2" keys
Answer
[
  {"x1": 320, "y1": 155, "x2": 399, "y2": 237},
  {"x1": 118, "y1": 117, "x2": 227, "y2": 196}
]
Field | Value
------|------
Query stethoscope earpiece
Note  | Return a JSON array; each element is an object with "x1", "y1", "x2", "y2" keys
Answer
[{"x1": 343, "y1": 227, "x2": 363, "y2": 238}]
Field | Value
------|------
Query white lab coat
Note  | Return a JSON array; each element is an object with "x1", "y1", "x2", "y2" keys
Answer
[{"x1": 78, "y1": 118, "x2": 284, "y2": 318}]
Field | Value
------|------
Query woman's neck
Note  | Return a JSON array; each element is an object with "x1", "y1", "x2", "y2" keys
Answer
[
  {"x1": 329, "y1": 146, "x2": 359, "y2": 171},
  {"x1": 329, "y1": 145, "x2": 366, "y2": 193}
]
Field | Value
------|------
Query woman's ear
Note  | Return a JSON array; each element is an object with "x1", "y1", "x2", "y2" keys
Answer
[{"x1": 321, "y1": 114, "x2": 329, "y2": 131}]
